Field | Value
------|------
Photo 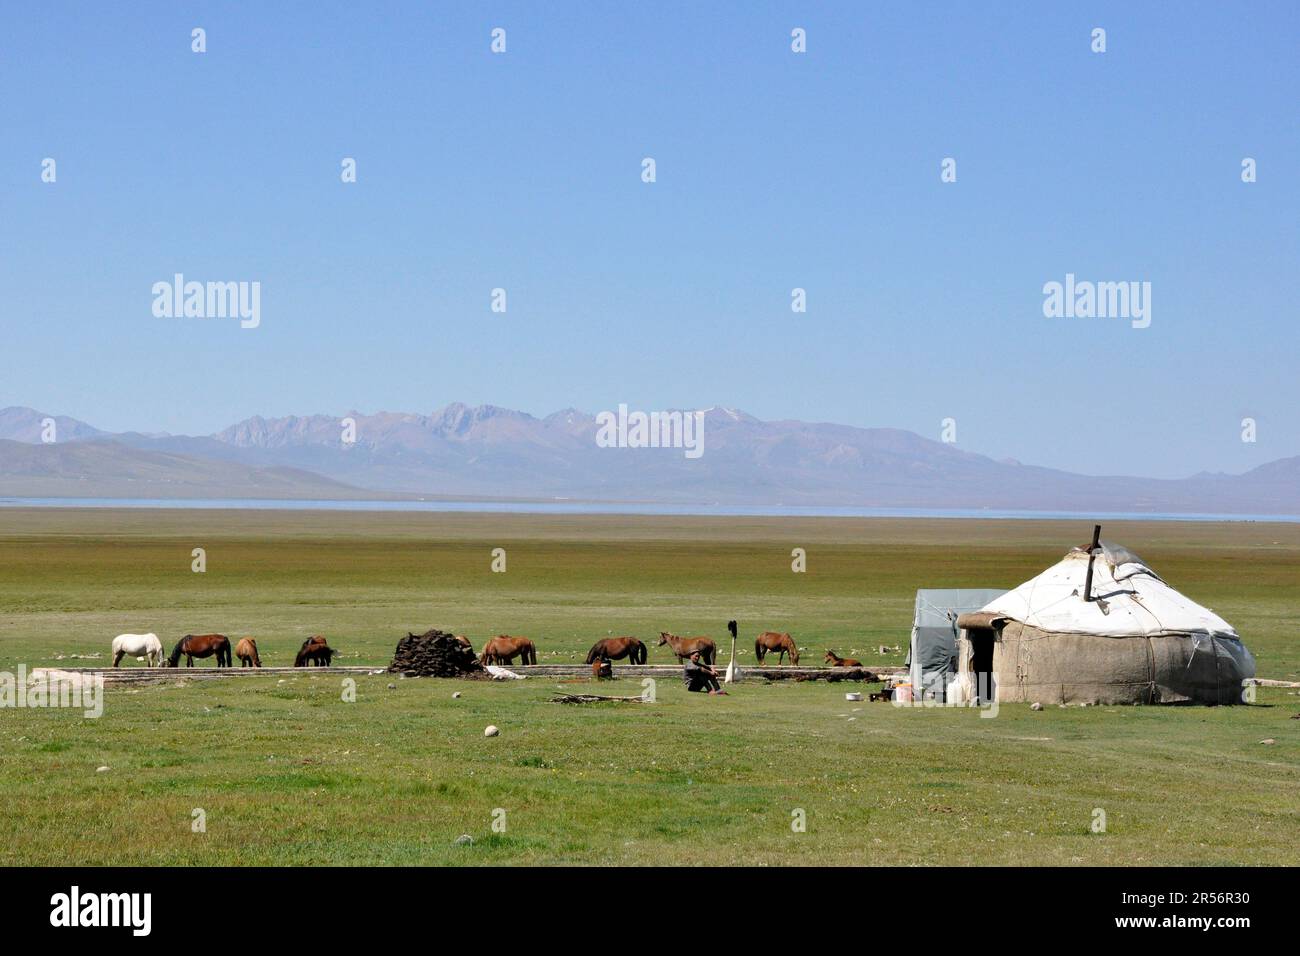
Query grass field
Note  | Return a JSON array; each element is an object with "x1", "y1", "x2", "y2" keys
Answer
[{"x1": 1, "y1": 508, "x2": 1297, "y2": 865}]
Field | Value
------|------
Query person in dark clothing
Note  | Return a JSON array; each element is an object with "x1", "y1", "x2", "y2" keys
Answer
[{"x1": 683, "y1": 650, "x2": 727, "y2": 694}]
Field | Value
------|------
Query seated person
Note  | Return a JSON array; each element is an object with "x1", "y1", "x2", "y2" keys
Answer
[{"x1": 683, "y1": 650, "x2": 727, "y2": 694}]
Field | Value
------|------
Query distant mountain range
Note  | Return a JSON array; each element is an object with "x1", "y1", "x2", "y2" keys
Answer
[{"x1": 1, "y1": 404, "x2": 1297, "y2": 513}]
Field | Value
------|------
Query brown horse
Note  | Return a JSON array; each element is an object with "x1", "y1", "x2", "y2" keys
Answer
[
  {"x1": 234, "y1": 637, "x2": 261, "y2": 667},
  {"x1": 480, "y1": 635, "x2": 537, "y2": 666},
  {"x1": 825, "y1": 650, "x2": 862, "y2": 667},
  {"x1": 165, "y1": 634, "x2": 232, "y2": 667},
  {"x1": 658, "y1": 632, "x2": 716, "y2": 665},
  {"x1": 585, "y1": 637, "x2": 647, "y2": 665},
  {"x1": 294, "y1": 635, "x2": 335, "y2": 667},
  {"x1": 754, "y1": 631, "x2": 799, "y2": 666}
]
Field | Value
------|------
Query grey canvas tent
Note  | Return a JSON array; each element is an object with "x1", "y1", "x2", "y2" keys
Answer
[{"x1": 907, "y1": 588, "x2": 1008, "y2": 702}]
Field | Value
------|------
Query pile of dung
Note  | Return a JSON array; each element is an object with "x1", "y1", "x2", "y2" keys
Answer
[{"x1": 388, "y1": 629, "x2": 485, "y2": 678}]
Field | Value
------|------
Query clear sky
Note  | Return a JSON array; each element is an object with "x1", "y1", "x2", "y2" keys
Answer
[{"x1": 2, "y1": 1, "x2": 1296, "y2": 478}]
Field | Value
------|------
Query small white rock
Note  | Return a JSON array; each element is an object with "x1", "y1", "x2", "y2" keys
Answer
[
  {"x1": 484, "y1": 725, "x2": 500, "y2": 737},
  {"x1": 96, "y1": 766, "x2": 110, "y2": 773},
  {"x1": 387, "y1": 683, "x2": 396, "y2": 690},
  {"x1": 452, "y1": 692, "x2": 462, "y2": 699},
  {"x1": 454, "y1": 834, "x2": 474, "y2": 846},
  {"x1": 1260, "y1": 738, "x2": 1276, "y2": 745},
  {"x1": 1031, "y1": 702, "x2": 1043, "y2": 711}
]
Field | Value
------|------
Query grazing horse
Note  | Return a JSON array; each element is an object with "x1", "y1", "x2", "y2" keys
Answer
[
  {"x1": 658, "y1": 632, "x2": 716, "y2": 665},
  {"x1": 824, "y1": 650, "x2": 862, "y2": 667},
  {"x1": 585, "y1": 637, "x2": 647, "y2": 665},
  {"x1": 111, "y1": 633, "x2": 163, "y2": 667},
  {"x1": 754, "y1": 631, "x2": 799, "y2": 666},
  {"x1": 294, "y1": 636, "x2": 335, "y2": 667},
  {"x1": 480, "y1": 635, "x2": 537, "y2": 666},
  {"x1": 234, "y1": 637, "x2": 262, "y2": 667},
  {"x1": 166, "y1": 634, "x2": 232, "y2": 668}
]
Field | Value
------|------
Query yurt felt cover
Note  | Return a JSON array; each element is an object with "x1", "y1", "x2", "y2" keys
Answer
[
  {"x1": 971, "y1": 543, "x2": 1255, "y2": 704},
  {"x1": 907, "y1": 588, "x2": 1008, "y2": 699}
]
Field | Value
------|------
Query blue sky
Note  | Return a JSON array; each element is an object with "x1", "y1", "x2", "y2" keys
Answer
[{"x1": 2, "y1": 1, "x2": 1296, "y2": 478}]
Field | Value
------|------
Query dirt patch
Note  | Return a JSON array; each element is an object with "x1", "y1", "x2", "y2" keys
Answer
[{"x1": 758, "y1": 667, "x2": 881, "y2": 683}]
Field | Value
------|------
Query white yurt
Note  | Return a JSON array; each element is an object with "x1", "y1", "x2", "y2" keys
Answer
[{"x1": 954, "y1": 536, "x2": 1255, "y2": 705}]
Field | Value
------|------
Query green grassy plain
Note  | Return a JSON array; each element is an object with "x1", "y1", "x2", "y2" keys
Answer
[{"x1": 0, "y1": 508, "x2": 1297, "y2": 865}]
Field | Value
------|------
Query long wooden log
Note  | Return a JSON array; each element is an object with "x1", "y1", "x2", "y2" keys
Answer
[{"x1": 39, "y1": 663, "x2": 905, "y2": 684}]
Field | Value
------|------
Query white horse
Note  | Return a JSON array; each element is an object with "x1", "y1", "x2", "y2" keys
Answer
[{"x1": 111, "y1": 633, "x2": 164, "y2": 667}]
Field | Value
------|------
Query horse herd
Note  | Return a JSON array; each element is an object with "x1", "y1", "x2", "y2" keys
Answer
[
  {"x1": 108, "y1": 629, "x2": 867, "y2": 670},
  {"x1": 579, "y1": 631, "x2": 798, "y2": 666},
  {"x1": 109, "y1": 632, "x2": 337, "y2": 668},
  {"x1": 583, "y1": 631, "x2": 862, "y2": 669}
]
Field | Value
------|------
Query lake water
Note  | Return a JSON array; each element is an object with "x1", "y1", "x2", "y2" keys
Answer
[{"x1": 0, "y1": 497, "x2": 1296, "y2": 522}]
